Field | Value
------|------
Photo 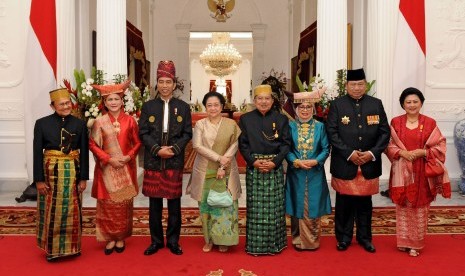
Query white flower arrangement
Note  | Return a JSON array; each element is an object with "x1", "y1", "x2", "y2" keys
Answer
[
  {"x1": 79, "y1": 78, "x2": 101, "y2": 120},
  {"x1": 122, "y1": 82, "x2": 151, "y2": 120},
  {"x1": 65, "y1": 68, "x2": 151, "y2": 124},
  {"x1": 73, "y1": 69, "x2": 102, "y2": 122},
  {"x1": 123, "y1": 86, "x2": 136, "y2": 114}
]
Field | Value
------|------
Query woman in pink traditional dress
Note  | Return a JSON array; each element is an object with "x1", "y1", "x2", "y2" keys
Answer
[
  {"x1": 89, "y1": 80, "x2": 141, "y2": 255},
  {"x1": 386, "y1": 87, "x2": 450, "y2": 257},
  {"x1": 186, "y1": 91, "x2": 241, "y2": 253}
]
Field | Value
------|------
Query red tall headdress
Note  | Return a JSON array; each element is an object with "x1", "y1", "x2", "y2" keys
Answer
[{"x1": 157, "y1": 60, "x2": 176, "y2": 80}]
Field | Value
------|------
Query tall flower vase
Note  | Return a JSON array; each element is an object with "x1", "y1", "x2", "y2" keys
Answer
[{"x1": 454, "y1": 118, "x2": 465, "y2": 196}]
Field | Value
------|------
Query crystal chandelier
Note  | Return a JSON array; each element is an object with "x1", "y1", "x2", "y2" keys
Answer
[{"x1": 199, "y1": 33, "x2": 242, "y2": 78}]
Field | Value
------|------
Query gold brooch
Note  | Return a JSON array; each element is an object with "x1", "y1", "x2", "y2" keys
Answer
[
  {"x1": 149, "y1": 116, "x2": 155, "y2": 123},
  {"x1": 177, "y1": 115, "x2": 183, "y2": 123},
  {"x1": 341, "y1": 116, "x2": 350, "y2": 125}
]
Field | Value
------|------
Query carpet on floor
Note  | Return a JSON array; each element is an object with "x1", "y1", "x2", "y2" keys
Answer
[
  {"x1": 1, "y1": 235, "x2": 465, "y2": 275},
  {"x1": 1, "y1": 206, "x2": 465, "y2": 236}
]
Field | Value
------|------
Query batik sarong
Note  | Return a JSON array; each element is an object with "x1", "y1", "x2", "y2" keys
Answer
[
  {"x1": 199, "y1": 170, "x2": 239, "y2": 246},
  {"x1": 37, "y1": 150, "x2": 82, "y2": 259},
  {"x1": 396, "y1": 204, "x2": 429, "y2": 250},
  {"x1": 96, "y1": 199, "x2": 134, "y2": 242},
  {"x1": 291, "y1": 186, "x2": 321, "y2": 250}
]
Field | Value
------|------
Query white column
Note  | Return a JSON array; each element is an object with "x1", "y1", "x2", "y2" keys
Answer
[
  {"x1": 251, "y1": 24, "x2": 267, "y2": 88},
  {"x1": 366, "y1": 1, "x2": 378, "y2": 83},
  {"x1": 56, "y1": 0, "x2": 76, "y2": 86},
  {"x1": 316, "y1": 0, "x2": 347, "y2": 87},
  {"x1": 175, "y1": 24, "x2": 191, "y2": 103},
  {"x1": 97, "y1": 0, "x2": 127, "y2": 82},
  {"x1": 351, "y1": 0, "x2": 367, "y2": 69},
  {"x1": 148, "y1": 0, "x2": 154, "y2": 63},
  {"x1": 136, "y1": 0, "x2": 142, "y2": 29},
  {"x1": 76, "y1": 0, "x2": 91, "y2": 75},
  {"x1": 287, "y1": 0, "x2": 293, "y2": 82},
  {"x1": 366, "y1": 0, "x2": 398, "y2": 118}
]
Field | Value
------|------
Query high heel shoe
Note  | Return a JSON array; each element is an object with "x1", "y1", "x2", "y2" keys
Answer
[
  {"x1": 104, "y1": 241, "x2": 116, "y2": 255},
  {"x1": 115, "y1": 241, "x2": 125, "y2": 253}
]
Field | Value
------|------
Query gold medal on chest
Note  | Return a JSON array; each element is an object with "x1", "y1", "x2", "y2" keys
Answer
[
  {"x1": 177, "y1": 115, "x2": 183, "y2": 123},
  {"x1": 149, "y1": 116, "x2": 155, "y2": 123},
  {"x1": 341, "y1": 116, "x2": 350, "y2": 125}
]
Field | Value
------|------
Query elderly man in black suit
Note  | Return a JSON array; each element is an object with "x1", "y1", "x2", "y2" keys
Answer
[{"x1": 326, "y1": 68, "x2": 390, "y2": 253}]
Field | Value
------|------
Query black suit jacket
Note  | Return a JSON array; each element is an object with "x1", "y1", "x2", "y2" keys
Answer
[
  {"x1": 33, "y1": 113, "x2": 89, "y2": 182},
  {"x1": 326, "y1": 95, "x2": 390, "y2": 180},
  {"x1": 139, "y1": 97, "x2": 192, "y2": 171}
]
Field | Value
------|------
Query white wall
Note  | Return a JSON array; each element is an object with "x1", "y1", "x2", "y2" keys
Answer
[
  {"x1": 423, "y1": 0, "x2": 465, "y2": 179},
  {"x1": 0, "y1": 0, "x2": 31, "y2": 191}
]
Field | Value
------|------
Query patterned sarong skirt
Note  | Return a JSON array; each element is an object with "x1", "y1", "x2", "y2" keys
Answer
[
  {"x1": 96, "y1": 199, "x2": 134, "y2": 242},
  {"x1": 245, "y1": 154, "x2": 287, "y2": 255},
  {"x1": 36, "y1": 150, "x2": 82, "y2": 259}
]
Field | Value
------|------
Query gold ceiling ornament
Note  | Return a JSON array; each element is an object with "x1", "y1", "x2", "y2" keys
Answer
[
  {"x1": 208, "y1": 0, "x2": 235, "y2": 22},
  {"x1": 199, "y1": 32, "x2": 242, "y2": 78}
]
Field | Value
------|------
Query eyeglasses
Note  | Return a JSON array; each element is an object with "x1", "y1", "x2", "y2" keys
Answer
[
  {"x1": 298, "y1": 105, "x2": 313, "y2": 111},
  {"x1": 57, "y1": 101, "x2": 72, "y2": 108}
]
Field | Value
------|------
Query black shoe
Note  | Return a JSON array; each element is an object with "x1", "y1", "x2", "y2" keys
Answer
[
  {"x1": 105, "y1": 242, "x2": 116, "y2": 255},
  {"x1": 336, "y1": 241, "x2": 349, "y2": 251},
  {"x1": 104, "y1": 247, "x2": 114, "y2": 255},
  {"x1": 115, "y1": 241, "x2": 125, "y2": 253},
  {"x1": 359, "y1": 241, "x2": 376, "y2": 253},
  {"x1": 380, "y1": 190, "x2": 390, "y2": 198},
  {"x1": 167, "y1": 243, "x2": 183, "y2": 255},
  {"x1": 46, "y1": 255, "x2": 58, "y2": 262},
  {"x1": 144, "y1": 243, "x2": 164, "y2": 255}
]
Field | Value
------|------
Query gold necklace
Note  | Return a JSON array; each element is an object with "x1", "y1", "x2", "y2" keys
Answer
[
  {"x1": 262, "y1": 122, "x2": 279, "y2": 140},
  {"x1": 113, "y1": 119, "x2": 120, "y2": 134},
  {"x1": 407, "y1": 118, "x2": 418, "y2": 123},
  {"x1": 297, "y1": 120, "x2": 315, "y2": 158}
]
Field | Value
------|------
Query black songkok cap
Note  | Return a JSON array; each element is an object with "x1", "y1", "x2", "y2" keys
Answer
[{"x1": 346, "y1": 68, "x2": 366, "y2": 81}]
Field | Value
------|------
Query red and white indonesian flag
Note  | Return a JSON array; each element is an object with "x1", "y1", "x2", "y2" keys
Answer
[
  {"x1": 24, "y1": 0, "x2": 57, "y2": 182},
  {"x1": 393, "y1": 0, "x2": 426, "y2": 115}
]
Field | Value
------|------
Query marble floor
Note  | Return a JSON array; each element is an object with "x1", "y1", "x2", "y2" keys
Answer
[{"x1": 1, "y1": 174, "x2": 464, "y2": 208}]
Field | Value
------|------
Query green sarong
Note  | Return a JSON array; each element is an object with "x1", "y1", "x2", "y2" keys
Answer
[{"x1": 245, "y1": 162, "x2": 286, "y2": 255}]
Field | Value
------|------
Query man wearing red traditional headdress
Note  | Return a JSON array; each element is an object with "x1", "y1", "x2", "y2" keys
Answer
[{"x1": 139, "y1": 61, "x2": 192, "y2": 255}]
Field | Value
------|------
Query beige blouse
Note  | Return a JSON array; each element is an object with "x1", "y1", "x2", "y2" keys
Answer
[{"x1": 186, "y1": 117, "x2": 242, "y2": 201}]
